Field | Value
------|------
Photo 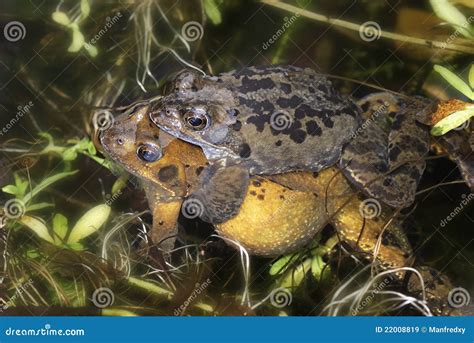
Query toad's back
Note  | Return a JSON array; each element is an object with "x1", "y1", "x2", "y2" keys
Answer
[{"x1": 151, "y1": 65, "x2": 361, "y2": 175}]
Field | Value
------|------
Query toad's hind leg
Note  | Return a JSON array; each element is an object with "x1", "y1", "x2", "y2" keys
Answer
[
  {"x1": 339, "y1": 93, "x2": 431, "y2": 208},
  {"x1": 189, "y1": 161, "x2": 249, "y2": 224}
]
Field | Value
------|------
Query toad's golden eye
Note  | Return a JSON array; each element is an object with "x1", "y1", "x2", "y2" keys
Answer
[{"x1": 183, "y1": 109, "x2": 209, "y2": 130}]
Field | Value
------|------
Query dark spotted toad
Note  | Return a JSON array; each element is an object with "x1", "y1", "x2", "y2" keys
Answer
[{"x1": 149, "y1": 66, "x2": 430, "y2": 224}]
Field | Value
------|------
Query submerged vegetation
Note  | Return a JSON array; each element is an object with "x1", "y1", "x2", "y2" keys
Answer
[{"x1": 0, "y1": 0, "x2": 473, "y2": 316}]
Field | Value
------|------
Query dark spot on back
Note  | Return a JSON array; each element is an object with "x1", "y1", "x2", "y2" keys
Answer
[
  {"x1": 196, "y1": 166, "x2": 204, "y2": 176},
  {"x1": 239, "y1": 143, "x2": 252, "y2": 158},
  {"x1": 232, "y1": 120, "x2": 242, "y2": 131},
  {"x1": 158, "y1": 165, "x2": 178, "y2": 182},
  {"x1": 276, "y1": 95, "x2": 303, "y2": 109},
  {"x1": 250, "y1": 190, "x2": 257, "y2": 196},
  {"x1": 389, "y1": 146, "x2": 402, "y2": 162},
  {"x1": 289, "y1": 129, "x2": 307, "y2": 143},
  {"x1": 239, "y1": 76, "x2": 276, "y2": 93},
  {"x1": 280, "y1": 83, "x2": 292, "y2": 94},
  {"x1": 306, "y1": 120, "x2": 322, "y2": 136},
  {"x1": 257, "y1": 194, "x2": 265, "y2": 200}
]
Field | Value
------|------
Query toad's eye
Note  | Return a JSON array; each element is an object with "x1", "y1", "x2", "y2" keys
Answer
[
  {"x1": 137, "y1": 143, "x2": 162, "y2": 162},
  {"x1": 183, "y1": 110, "x2": 209, "y2": 130}
]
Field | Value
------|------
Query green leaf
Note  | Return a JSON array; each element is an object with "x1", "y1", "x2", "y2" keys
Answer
[
  {"x1": 434, "y1": 65, "x2": 474, "y2": 100},
  {"x1": 127, "y1": 277, "x2": 173, "y2": 298},
  {"x1": 431, "y1": 108, "x2": 474, "y2": 136},
  {"x1": 52, "y1": 11, "x2": 71, "y2": 26},
  {"x1": 204, "y1": 0, "x2": 222, "y2": 25},
  {"x1": 80, "y1": 0, "x2": 90, "y2": 19},
  {"x1": 279, "y1": 258, "x2": 312, "y2": 289},
  {"x1": 68, "y1": 23, "x2": 85, "y2": 53},
  {"x1": 67, "y1": 242, "x2": 85, "y2": 251},
  {"x1": 2, "y1": 185, "x2": 18, "y2": 195},
  {"x1": 469, "y1": 64, "x2": 474, "y2": 89},
  {"x1": 26, "y1": 249, "x2": 41, "y2": 258},
  {"x1": 87, "y1": 140, "x2": 97, "y2": 155},
  {"x1": 38, "y1": 132, "x2": 54, "y2": 144},
  {"x1": 62, "y1": 147, "x2": 78, "y2": 161},
  {"x1": 22, "y1": 170, "x2": 77, "y2": 204},
  {"x1": 20, "y1": 215, "x2": 54, "y2": 244},
  {"x1": 270, "y1": 253, "x2": 300, "y2": 276},
  {"x1": 53, "y1": 213, "x2": 69, "y2": 243},
  {"x1": 67, "y1": 204, "x2": 111, "y2": 243},
  {"x1": 26, "y1": 202, "x2": 54, "y2": 211},
  {"x1": 102, "y1": 309, "x2": 138, "y2": 316},
  {"x1": 111, "y1": 175, "x2": 128, "y2": 195},
  {"x1": 310, "y1": 255, "x2": 328, "y2": 280},
  {"x1": 430, "y1": 0, "x2": 474, "y2": 38},
  {"x1": 14, "y1": 174, "x2": 29, "y2": 196}
]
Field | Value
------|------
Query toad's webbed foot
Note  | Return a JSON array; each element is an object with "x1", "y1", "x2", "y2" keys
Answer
[
  {"x1": 340, "y1": 93, "x2": 431, "y2": 208},
  {"x1": 188, "y1": 161, "x2": 249, "y2": 224}
]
